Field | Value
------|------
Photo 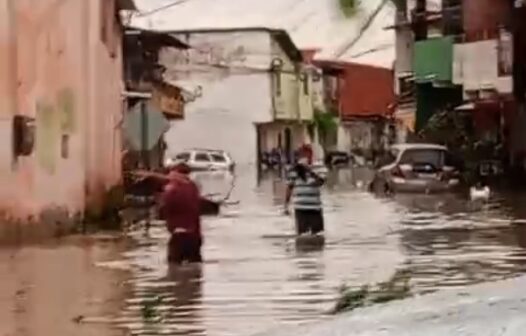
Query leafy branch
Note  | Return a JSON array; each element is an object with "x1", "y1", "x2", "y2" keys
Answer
[{"x1": 338, "y1": 0, "x2": 361, "y2": 17}]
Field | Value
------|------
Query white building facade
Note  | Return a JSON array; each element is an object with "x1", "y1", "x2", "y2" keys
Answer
[{"x1": 160, "y1": 28, "x2": 314, "y2": 172}]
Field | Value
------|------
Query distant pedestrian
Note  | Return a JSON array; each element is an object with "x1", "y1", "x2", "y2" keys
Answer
[
  {"x1": 299, "y1": 143, "x2": 314, "y2": 165},
  {"x1": 284, "y1": 156, "x2": 325, "y2": 236},
  {"x1": 159, "y1": 163, "x2": 204, "y2": 264}
]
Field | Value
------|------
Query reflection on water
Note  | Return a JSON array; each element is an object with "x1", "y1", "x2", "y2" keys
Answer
[{"x1": 100, "y1": 169, "x2": 526, "y2": 336}]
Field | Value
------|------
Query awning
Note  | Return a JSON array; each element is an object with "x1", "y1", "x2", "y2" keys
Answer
[{"x1": 162, "y1": 79, "x2": 203, "y2": 100}]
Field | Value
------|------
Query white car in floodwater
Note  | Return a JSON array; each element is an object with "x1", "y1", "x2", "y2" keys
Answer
[{"x1": 165, "y1": 149, "x2": 235, "y2": 172}]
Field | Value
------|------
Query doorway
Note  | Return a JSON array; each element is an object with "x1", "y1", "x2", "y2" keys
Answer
[{"x1": 284, "y1": 127, "x2": 292, "y2": 163}]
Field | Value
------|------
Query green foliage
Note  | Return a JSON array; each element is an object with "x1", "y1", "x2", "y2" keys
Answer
[
  {"x1": 141, "y1": 296, "x2": 163, "y2": 322},
  {"x1": 312, "y1": 108, "x2": 338, "y2": 138},
  {"x1": 334, "y1": 285, "x2": 370, "y2": 313},
  {"x1": 419, "y1": 110, "x2": 504, "y2": 184},
  {"x1": 333, "y1": 269, "x2": 411, "y2": 313},
  {"x1": 339, "y1": 0, "x2": 361, "y2": 17},
  {"x1": 310, "y1": 109, "x2": 338, "y2": 151}
]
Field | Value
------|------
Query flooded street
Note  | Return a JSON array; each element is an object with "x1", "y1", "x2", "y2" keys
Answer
[
  {"x1": 0, "y1": 236, "x2": 131, "y2": 336},
  {"x1": 94, "y1": 168, "x2": 526, "y2": 336}
]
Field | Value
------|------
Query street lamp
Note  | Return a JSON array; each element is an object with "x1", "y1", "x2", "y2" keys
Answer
[{"x1": 271, "y1": 58, "x2": 284, "y2": 71}]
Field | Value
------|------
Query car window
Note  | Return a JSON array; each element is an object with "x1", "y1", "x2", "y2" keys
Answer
[
  {"x1": 400, "y1": 149, "x2": 444, "y2": 167},
  {"x1": 210, "y1": 153, "x2": 227, "y2": 163},
  {"x1": 195, "y1": 153, "x2": 211, "y2": 162},
  {"x1": 175, "y1": 152, "x2": 190, "y2": 161}
]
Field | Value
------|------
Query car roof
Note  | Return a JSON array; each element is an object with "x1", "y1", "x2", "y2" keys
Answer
[
  {"x1": 391, "y1": 143, "x2": 447, "y2": 151},
  {"x1": 186, "y1": 148, "x2": 227, "y2": 153}
]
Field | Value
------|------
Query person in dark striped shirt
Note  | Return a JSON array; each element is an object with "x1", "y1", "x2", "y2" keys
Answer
[{"x1": 284, "y1": 157, "x2": 325, "y2": 236}]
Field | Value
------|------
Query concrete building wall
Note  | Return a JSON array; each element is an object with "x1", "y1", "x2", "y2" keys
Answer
[
  {"x1": 270, "y1": 38, "x2": 300, "y2": 121},
  {"x1": 0, "y1": 0, "x2": 15, "y2": 176},
  {"x1": 338, "y1": 120, "x2": 392, "y2": 155},
  {"x1": 462, "y1": 0, "x2": 510, "y2": 41},
  {"x1": 394, "y1": 27, "x2": 414, "y2": 83},
  {"x1": 338, "y1": 122, "x2": 374, "y2": 153},
  {"x1": 453, "y1": 40, "x2": 512, "y2": 94},
  {"x1": 258, "y1": 123, "x2": 307, "y2": 153},
  {"x1": 86, "y1": 0, "x2": 124, "y2": 205},
  {"x1": 298, "y1": 70, "x2": 315, "y2": 121},
  {"x1": 161, "y1": 31, "x2": 274, "y2": 167},
  {"x1": 0, "y1": 0, "x2": 124, "y2": 226}
]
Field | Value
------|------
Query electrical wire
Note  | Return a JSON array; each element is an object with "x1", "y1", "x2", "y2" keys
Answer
[
  {"x1": 134, "y1": 0, "x2": 196, "y2": 18},
  {"x1": 346, "y1": 43, "x2": 394, "y2": 59},
  {"x1": 332, "y1": 0, "x2": 391, "y2": 58}
]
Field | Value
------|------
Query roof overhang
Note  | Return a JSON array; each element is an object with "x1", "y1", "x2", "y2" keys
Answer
[
  {"x1": 125, "y1": 28, "x2": 190, "y2": 49},
  {"x1": 271, "y1": 29, "x2": 303, "y2": 63},
  {"x1": 160, "y1": 27, "x2": 302, "y2": 63},
  {"x1": 117, "y1": 0, "x2": 137, "y2": 11}
]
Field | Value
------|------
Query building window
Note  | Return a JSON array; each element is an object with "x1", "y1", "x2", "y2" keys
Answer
[
  {"x1": 498, "y1": 27, "x2": 513, "y2": 77},
  {"x1": 412, "y1": 0, "x2": 428, "y2": 41},
  {"x1": 398, "y1": 76, "x2": 415, "y2": 104},
  {"x1": 442, "y1": 0, "x2": 463, "y2": 37},
  {"x1": 274, "y1": 72, "x2": 282, "y2": 96}
]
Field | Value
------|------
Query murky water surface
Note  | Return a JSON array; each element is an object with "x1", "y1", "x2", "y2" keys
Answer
[{"x1": 99, "y1": 168, "x2": 526, "y2": 336}]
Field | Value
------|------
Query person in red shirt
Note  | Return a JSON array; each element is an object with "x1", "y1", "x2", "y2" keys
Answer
[
  {"x1": 299, "y1": 143, "x2": 313, "y2": 165},
  {"x1": 159, "y1": 163, "x2": 203, "y2": 264}
]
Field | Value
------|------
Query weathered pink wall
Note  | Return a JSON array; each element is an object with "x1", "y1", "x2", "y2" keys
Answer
[{"x1": 0, "y1": 0, "x2": 123, "y2": 227}]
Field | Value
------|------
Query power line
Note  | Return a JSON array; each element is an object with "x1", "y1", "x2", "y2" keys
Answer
[
  {"x1": 333, "y1": 0, "x2": 391, "y2": 58},
  {"x1": 347, "y1": 43, "x2": 394, "y2": 59},
  {"x1": 134, "y1": 0, "x2": 196, "y2": 18}
]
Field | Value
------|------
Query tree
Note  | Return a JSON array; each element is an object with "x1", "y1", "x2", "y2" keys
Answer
[
  {"x1": 339, "y1": 0, "x2": 361, "y2": 17},
  {"x1": 311, "y1": 109, "x2": 338, "y2": 151}
]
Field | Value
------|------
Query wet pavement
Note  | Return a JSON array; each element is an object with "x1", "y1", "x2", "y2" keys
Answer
[{"x1": 91, "y1": 168, "x2": 526, "y2": 336}]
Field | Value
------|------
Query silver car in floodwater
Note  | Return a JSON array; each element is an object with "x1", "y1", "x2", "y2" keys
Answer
[{"x1": 369, "y1": 144, "x2": 462, "y2": 194}]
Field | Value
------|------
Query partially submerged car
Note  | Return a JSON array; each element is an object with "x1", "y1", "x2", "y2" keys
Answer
[
  {"x1": 369, "y1": 144, "x2": 462, "y2": 194},
  {"x1": 165, "y1": 149, "x2": 235, "y2": 172}
]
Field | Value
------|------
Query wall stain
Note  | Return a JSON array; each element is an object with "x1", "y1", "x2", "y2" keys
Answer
[
  {"x1": 36, "y1": 101, "x2": 59, "y2": 174},
  {"x1": 57, "y1": 88, "x2": 76, "y2": 133},
  {"x1": 35, "y1": 88, "x2": 75, "y2": 174}
]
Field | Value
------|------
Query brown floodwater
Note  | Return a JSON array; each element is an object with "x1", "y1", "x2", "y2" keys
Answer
[
  {"x1": 90, "y1": 168, "x2": 526, "y2": 336},
  {"x1": 0, "y1": 235, "x2": 131, "y2": 336}
]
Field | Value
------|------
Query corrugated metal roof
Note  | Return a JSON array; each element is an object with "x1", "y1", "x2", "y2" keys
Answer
[
  {"x1": 338, "y1": 62, "x2": 395, "y2": 118},
  {"x1": 131, "y1": 0, "x2": 395, "y2": 68}
]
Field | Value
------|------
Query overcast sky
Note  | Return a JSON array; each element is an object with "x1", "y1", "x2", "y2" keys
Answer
[{"x1": 131, "y1": 0, "x2": 396, "y2": 68}]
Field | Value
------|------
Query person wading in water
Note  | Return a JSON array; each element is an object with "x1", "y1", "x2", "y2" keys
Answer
[
  {"x1": 158, "y1": 163, "x2": 204, "y2": 264},
  {"x1": 284, "y1": 156, "x2": 325, "y2": 236}
]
